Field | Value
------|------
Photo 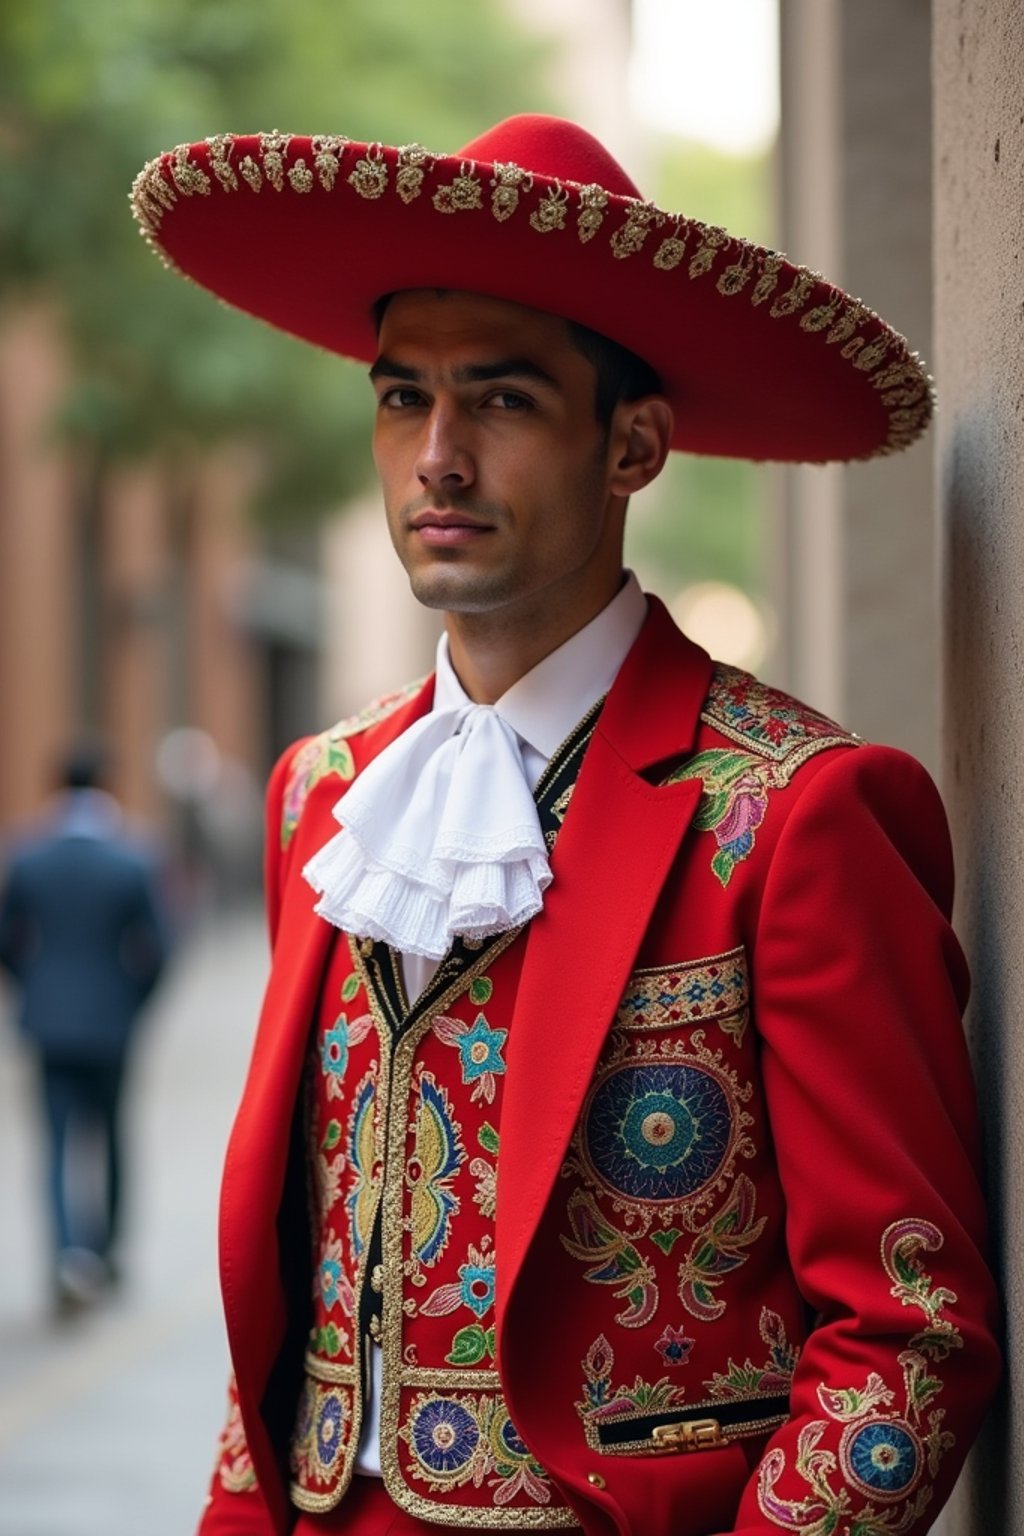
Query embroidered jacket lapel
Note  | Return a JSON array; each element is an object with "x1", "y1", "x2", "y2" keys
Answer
[{"x1": 495, "y1": 600, "x2": 713, "y2": 1320}]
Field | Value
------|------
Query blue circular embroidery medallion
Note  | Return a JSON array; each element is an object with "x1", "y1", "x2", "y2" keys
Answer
[
  {"x1": 841, "y1": 1418, "x2": 923, "y2": 1503},
  {"x1": 410, "y1": 1397, "x2": 479, "y2": 1476},
  {"x1": 582, "y1": 1062, "x2": 734, "y2": 1205},
  {"x1": 315, "y1": 1391, "x2": 346, "y2": 1469},
  {"x1": 494, "y1": 1412, "x2": 531, "y2": 1463}
]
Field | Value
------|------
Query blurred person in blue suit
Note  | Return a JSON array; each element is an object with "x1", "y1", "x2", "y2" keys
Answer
[{"x1": 0, "y1": 745, "x2": 171, "y2": 1314}]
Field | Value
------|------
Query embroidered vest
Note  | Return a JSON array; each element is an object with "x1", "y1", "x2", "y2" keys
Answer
[{"x1": 288, "y1": 705, "x2": 600, "y2": 1526}]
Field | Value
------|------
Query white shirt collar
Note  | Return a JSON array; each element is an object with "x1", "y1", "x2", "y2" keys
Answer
[{"x1": 432, "y1": 572, "x2": 647, "y2": 767}]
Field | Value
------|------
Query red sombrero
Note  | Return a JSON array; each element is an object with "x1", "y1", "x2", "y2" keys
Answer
[{"x1": 131, "y1": 114, "x2": 931, "y2": 463}]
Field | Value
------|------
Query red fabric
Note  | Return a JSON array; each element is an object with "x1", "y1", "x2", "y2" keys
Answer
[
  {"x1": 295, "y1": 1475, "x2": 504, "y2": 1534},
  {"x1": 132, "y1": 116, "x2": 932, "y2": 464},
  {"x1": 198, "y1": 600, "x2": 999, "y2": 1536}
]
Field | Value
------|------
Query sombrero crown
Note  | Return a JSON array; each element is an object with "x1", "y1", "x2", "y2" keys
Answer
[{"x1": 131, "y1": 113, "x2": 931, "y2": 463}]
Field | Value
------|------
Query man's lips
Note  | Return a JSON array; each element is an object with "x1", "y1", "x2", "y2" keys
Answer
[{"x1": 408, "y1": 508, "x2": 495, "y2": 546}]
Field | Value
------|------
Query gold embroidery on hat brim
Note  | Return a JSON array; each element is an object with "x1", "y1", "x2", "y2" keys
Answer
[{"x1": 129, "y1": 134, "x2": 935, "y2": 461}]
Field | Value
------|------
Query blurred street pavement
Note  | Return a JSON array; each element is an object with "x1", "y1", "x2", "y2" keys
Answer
[{"x1": 0, "y1": 909, "x2": 269, "y2": 1536}]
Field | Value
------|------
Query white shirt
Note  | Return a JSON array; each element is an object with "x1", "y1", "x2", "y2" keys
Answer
[{"x1": 353, "y1": 573, "x2": 647, "y2": 1477}]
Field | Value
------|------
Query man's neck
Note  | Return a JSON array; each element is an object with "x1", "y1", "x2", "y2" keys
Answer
[{"x1": 444, "y1": 574, "x2": 627, "y2": 703}]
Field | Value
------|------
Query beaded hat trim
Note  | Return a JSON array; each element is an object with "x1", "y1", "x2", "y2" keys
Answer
[{"x1": 130, "y1": 115, "x2": 932, "y2": 464}]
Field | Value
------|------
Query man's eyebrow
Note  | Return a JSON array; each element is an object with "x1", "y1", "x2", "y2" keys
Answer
[
  {"x1": 369, "y1": 356, "x2": 420, "y2": 382},
  {"x1": 367, "y1": 357, "x2": 558, "y2": 388},
  {"x1": 452, "y1": 359, "x2": 557, "y2": 388}
]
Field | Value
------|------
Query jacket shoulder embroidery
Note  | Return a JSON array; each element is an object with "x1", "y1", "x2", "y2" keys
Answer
[
  {"x1": 664, "y1": 664, "x2": 860, "y2": 887},
  {"x1": 281, "y1": 678, "x2": 426, "y2": 848}
]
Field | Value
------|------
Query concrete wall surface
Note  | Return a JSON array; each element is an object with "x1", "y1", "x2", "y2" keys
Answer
[
  {"x1": 934, "y1": 2, "x2": 1024, "y2": 1530},
  {"x1": 777, "y1": 0, "x2": 937, "y2": 773}
]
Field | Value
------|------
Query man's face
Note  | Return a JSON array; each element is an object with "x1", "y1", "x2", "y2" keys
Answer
[{"x1": 371, "y1": 290, "x2": 626, "y2": 629}]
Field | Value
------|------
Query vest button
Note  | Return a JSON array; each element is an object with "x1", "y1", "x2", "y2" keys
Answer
[{"x1": 587, "y1": 1472, "x2": 606, "y2": 1490}]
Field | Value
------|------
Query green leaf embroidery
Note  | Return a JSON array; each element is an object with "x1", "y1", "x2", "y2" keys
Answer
[
  {"x1": 315, "y1": 1323, "x2": 343, "y2": 1357},
  {"x1": 341, "y1": 973, "x2": 361, "y2": 1003},
  {"x1": 446, "y1": 1323, "x2": 493, "y2": 1366},
  {"x1": 650, "y1": 1227, "x2": 685, "y2": 1257},
  {"x1": 469, "y1": 976, "x2": 493, "y2": 1005},
  {"x1": 322, "y1": 1119, "x2": 342, "y2": 1152},
  {"x1": 478, "y1": 1122, "x2": 500, "y2": 1155}
]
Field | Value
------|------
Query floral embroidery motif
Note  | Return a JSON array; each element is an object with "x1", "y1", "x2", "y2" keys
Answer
[
  {"x1": 617, "y1": 950, "x2": 750, "y2": 1046},
  {"x1": 655, "y1": 1324, "x2": 695, "y2": 1368},
  {"x1": 395, "y1": 143, "x2": 433, "y2": 203},
  {"x1": 281, "y1": 735, "x2": 355, "y2": 849},
  {"x1": 669, "y1": 748, "x2": 772, "y2": 888},
  {"x1": 421, "y1": 1236, "x2": 497, "y2": 1322},
  {"x1": 609, "y1": 199, "x2": 664, "y2": 259},
  {"x1": 703, "y1": 664, "x2": 856, "y2": 765},
  {"x1": 489, "y1": 161, "x2": 532, "y2": 222},
  {"x1": 216, "y1": 1380, "x2": 258, "y2": 1494},
  {"x1": 259, "y1": 131, "x2": 290, "y2": 191},
  {"x1": 757, "y1": 1218, "x2": 961, "y2": 1534},
  {"x1": 401, "y1": 1394, "x2": 553, "y2": 1507},
  {"x1": 432, "y1": 1009, "x2": 508, "y2": 1104},
  {"x1": 406, "y1": 1072, "x2": 465, "y2": 1272},
  {"x1": 573, "y1": 1037, "x2": 751, "y2": 1217},
  {"x1": 348, "y1": 143, "x2": 388, "y2": 200},
  {"x1": 663, "y1": 665, "x2": 858, "y2": 885},
  {"x1": 315, "y1": 1117, "x2": 345, "y2": 1220},
  {"x1": 320, "y1": 1010, "x2": 372, "y2": 1098},
  {"x1": 705, "y1": 1307, "x2": 799, "y2": 1399},
  {"x1": 170, "y1": 142, "x2": 210, "y2": 198},
  {"x1": 576, "y1": 183, "x2": 609, "y2": 243},
  {"x1": 291, "y1": 1381, "x2": 350, "y2": 1485},
  {"x1": 563, "y1": 1018, "x2": 759, "y2": 1330},
  {"x1": 577, "y1": 1333, "x2": 687, "y2": 1426},
  {"x1": 562, "y1": 1189, "x2": 659, "y2": 1328},
  {"x1": 345, "y1": 1070, "x2": 379, "y2": 1259},
  {"x1": 529, "y1": 185, "x2": 569, "y2": 233},
  {"x1": 280, "y1": 679, "x2": 425, "y2": 848},
  {"x1": 677, "y1": 1173, "x2": 766, "y2": 1321},
  {"x1": 432, "y1": 163, "x2": 483, "y2": 213},
  {"x1": 318, "y1": 1229, "x2": 356, "y2": 1317}
]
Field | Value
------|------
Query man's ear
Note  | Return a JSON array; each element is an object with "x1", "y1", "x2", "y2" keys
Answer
[{"x1": 607, "y1": 397, "x2": 674, "y2": 497}]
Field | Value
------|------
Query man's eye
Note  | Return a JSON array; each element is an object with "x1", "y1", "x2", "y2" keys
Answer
[
  {"x1": 380, "y1": 387, "x2": 424, "y2": 408},
  {"x1": 490, "y1": 391, "x2": 532, "y2": 411}
]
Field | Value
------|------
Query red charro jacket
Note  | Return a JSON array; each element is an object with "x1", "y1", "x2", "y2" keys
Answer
[{"x1": 199, "y1": 598, "x2": 999, "y2": 1536}]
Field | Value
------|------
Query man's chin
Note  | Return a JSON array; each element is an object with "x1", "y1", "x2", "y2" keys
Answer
[{"x1": 407, "y1": 568, "x2": 515, "y2": 614}]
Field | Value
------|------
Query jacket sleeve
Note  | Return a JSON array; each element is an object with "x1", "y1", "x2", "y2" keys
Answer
[
  {"x1": 728, "y1": 744, "x2": 1000, "y2": 1535},
  {"x1": 197, "y1": 741, "x2": 310, "y2": 1536},
  {"x1": 196, "y1": 1376, "x2": 277, "y2": 1536}
]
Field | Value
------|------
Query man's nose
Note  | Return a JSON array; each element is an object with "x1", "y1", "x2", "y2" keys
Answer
[{"x1": 415, "y1": 404, "x2": 475, "y2": 492}]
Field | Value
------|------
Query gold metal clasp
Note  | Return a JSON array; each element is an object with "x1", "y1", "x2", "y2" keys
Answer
[{"x1": 652, "y1": 1418, "x2": 724, "y2": 1453}]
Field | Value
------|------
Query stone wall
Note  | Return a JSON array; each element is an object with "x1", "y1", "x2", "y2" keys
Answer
[{"x1": 934, "y1": 2, "x2": 1024, "y2": 1529}]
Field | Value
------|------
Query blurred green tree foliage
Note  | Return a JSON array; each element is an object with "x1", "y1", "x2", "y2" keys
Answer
[
  {"x1": 625, "y1": 139, "x2": 774, "y2": 599},
  {"x1": 0, "y1": 0, "x2": 548, "y2": 518}
]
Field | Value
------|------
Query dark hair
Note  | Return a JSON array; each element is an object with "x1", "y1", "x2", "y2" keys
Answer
[
  {"x1": 59, "y1": 745, "x2": 107, "y2": 792},
  {"x1": 371, "y1": 293, "x2": 663, "y2": 431},
  {"x1": 562, "y1": 318, "x2": 663, "y2": 431}
]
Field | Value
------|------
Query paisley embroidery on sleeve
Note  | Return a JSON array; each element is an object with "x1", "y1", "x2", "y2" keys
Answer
[
  {"x1": 756, "y1": 1218, "x2": 962, "y2": 1534},
  {"x1": 663, "y1": 665, "x2": 859, "y2": 887}
]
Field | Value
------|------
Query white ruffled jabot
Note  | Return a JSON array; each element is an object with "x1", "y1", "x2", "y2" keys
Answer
[{"x1": 302, "y1": 701, "x2": 550, "y2": 960}]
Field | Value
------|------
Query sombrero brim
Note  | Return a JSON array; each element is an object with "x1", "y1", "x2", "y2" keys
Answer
[{"x1": 131, "y1": 131, "x2": 932, "y2": 463}]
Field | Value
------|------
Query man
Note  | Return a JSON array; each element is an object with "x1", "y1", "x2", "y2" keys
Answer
[
  {"x1": 0, "y1": 747, "x2": 170, "y2": 1311},
  {"x1": 131, "y1": 115, "x2": 999, "y2": 1535}
]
